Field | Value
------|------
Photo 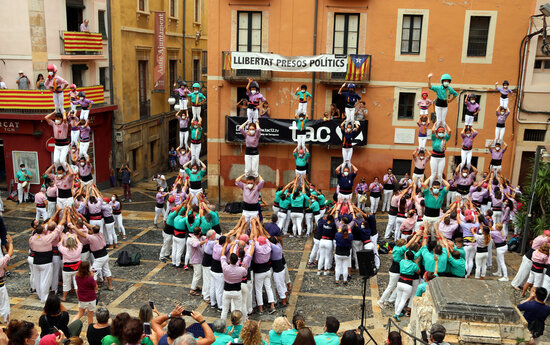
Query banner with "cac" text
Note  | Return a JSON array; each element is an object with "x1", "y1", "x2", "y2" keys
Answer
[{"x1": 229, "y1": 52, "x2": 348, "y2": 72}]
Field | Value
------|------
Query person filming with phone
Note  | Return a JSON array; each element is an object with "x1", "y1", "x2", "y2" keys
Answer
[{"x1": 151, "y1": 305, "x2": 215, "y2": 345}]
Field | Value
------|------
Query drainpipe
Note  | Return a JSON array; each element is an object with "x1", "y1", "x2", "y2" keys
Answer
[
  {"x1": 311, "y1": 0, "x2": 318, "y2": 119},
  {"x1": 182, "y1": 0, "x2": 186, "y2": 80},
  {"x1": 107, "y1": 0, "x2": 117, "y2": 173}
]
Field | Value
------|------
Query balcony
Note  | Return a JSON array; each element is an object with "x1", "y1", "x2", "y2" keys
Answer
[
  {"x1": 318, "y1": 54, "x2": 372, "y2": 85},
  {"x1": 60, "y1": 31, "x2": 105, "y2": 60},
  {"x1": 221, "y1": 51, "x2": 273, "y2": 82},
  {"x1": 0, "y1": 86, "x2": 105, "y2": 112}
]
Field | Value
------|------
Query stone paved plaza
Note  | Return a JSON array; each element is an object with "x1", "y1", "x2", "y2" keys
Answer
[{"x1": 0, "y1": 179, "x2": 537, "y2": 343}]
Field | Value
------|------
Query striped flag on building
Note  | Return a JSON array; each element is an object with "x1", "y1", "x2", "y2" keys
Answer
[{"x1": 345, "y1": 55, "x2": 370, "y2": 81}]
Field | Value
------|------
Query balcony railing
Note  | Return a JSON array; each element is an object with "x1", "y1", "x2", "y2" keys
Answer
[
  {"x1": 61, "y1": 31, "x2": 104, "y2": 55},
  {"x1": 319, "y1": 54, "x2": 372, "y2": 85},
  {"x1": 221, "y1": 51, "x2": 273, "y2": 82},
  {"x1": 0, "y1": 86, "x2": 104, "y2": 111}
]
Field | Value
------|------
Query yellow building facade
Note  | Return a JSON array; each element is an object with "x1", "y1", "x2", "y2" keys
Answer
[{"x1": 110, "y1": 0, "x2": 207, "y2": 180}]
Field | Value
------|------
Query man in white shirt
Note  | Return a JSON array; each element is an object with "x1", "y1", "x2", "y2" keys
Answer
[{"x1": 80, "y1": 19, "x2": 90, "y2": 32}]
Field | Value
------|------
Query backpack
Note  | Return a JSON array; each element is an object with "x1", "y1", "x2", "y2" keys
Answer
[
  {"x1": 225, "y1": 202, "x2": 242, "y2": 214},
  {"x1": 116, "y1": 250, "x2": 132, "y2": 266},
  {"x1": 131, "y1": 252, "x2": 141, "y2": 265}
]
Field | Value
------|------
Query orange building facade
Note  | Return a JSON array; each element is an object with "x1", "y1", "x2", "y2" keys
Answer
[{"x1": 207, "y1": 0, "x2": 538, "y2": 203}]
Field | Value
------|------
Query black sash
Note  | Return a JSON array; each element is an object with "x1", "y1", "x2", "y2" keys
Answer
[
  {"x1": 271, "y1": 259, "x2": 285, "y2": 273},
  {"x1": 92, "y1": 247, "x2": 108, "y2": 259},
  {"x1": 34, "y1": 251, "x2": 53, "y2": 265},
  {"x1": 389, "y1": 260, "x2": 400, "y2": 274},
  {"x1": 425, "y1": 207, "x2": 440, "y2": 217},
  {"x1": 435, "y1": 98, "x2": 448, "y2": 107},
  {"x1": 253, "y1": 261, "x2": 270, "y2": 273},
  {"x1": 163, "y1": 224, "x2": 174, "y2": 235},
  {"x1": 384, "y1": 183, "x2": 395, "y2": 191},
  {"x1": 242, "y1": 202, "x2": 258, "y2": 211},
  {"x1": 370, "y1": 191, "x2": 381, "y2": 198},
  {"x1": 202, "y1": 253, "x2": 213, "y2": 267},
  {"x1": 490, "y1": 159, "x2": 502, "y2": 166},
  {"x1": 413, "y1": 167, "x2": 425, "y2": 175},
  {"x1": 398, "y1": 273, "x2": 416, "y2": 285},
  {"x1": 104, "y1": 215, "x2": 114, "y2": 224},
  {"x1": 245, "y1": 147, "x2": 259, "y2": 155},
  {"x1": 224, "y1": 282, "x2": 241, "y2": 291},
  {"x1": 211, "y1": 259, "x2": 222, "y2": 273},
  {"x1": 47, "y1": 196, "x2": 57, "y2": 202},
  {"x1": 58, "y1": 189, "x2": 72, "y2": 198},
  {"x1": 190, "y1": 180, "x2": 202, "y2": 189}
]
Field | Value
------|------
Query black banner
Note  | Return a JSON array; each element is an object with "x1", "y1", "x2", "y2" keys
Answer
[{"x1": 225, "y1": 116, "x2": 368, "y2": 146}]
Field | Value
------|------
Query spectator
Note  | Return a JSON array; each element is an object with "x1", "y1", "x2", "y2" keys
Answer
[
  {"x1": 122, "y1": 318, "x2": 144, "y2": 345},
  {"x1": 169, "y1": 147, "x2": 178, "y2": 172},
  {"x1": 428, "y1": 324, "x2": 449, "y2": 345},
  {"x1": 518, "y1": 287, "x2": 550, "y2": 344},
  {"x1": 281, "y1": 314, "x2": 305, "y2": 345},
  {"x1": 151, "y1": 305, "x2": 214, "y2": 345},
  {"x1": 101, "y1": 312, "x2": 130, "y2": 345},
  {"x1": 355, "y1": 101, "x2": 368, "y2": 120},
  {"x1": 36, "y1": 74, "x2": 46, "y2": 90},
  {"x1": 0, "y1": 76, "x2": 7, "y2": 89},
  {"x1": 385, "y1": 331, "x2": 402, "y2": 345},
  {"x1": 80, "y1": 20, "x2": 90, "y2": 32},
  {"x1": 322, "y1": 112, "x2": 330, "y2": 121},
  {"x1": 5, "y1": 320, "x2": 38, "y2": 345},
  {"x1": 329, "y1": 104, "x2": 341, "y2": 120},
  {"x1": 39, "y1": 293, "x2": 70, "y2": 337},
  {"x1": 16, "y1": 71, "x2": 30, "y2": 90},
  {"x1": 119, "y1": 164, "x2": 133, "y2": 202},
  {"x1": 293, "y1": 328, "x2": 315, "y2": 345},
  {"x1": 173, "y1": 335, "x2": 198, "y2": 345},
  {"x1": 86, "y1": 307, "x2": 111, "y2": 345},
  {"x1": 211, "y1": 319, "x2": 232, "y2": 345},
  {"x1": 340, "y1": 330, "x2": 363, "y2": 345},
  {"x1": 269, "y1": 317, "x2": 289, "y2": 345},
  {"x1": 314, "y1": 316, "x2": 339, "y2": 345},
  {"x1": 236, "y1": 99, "x2": 248, "y2": 117},
  {"x1": 73, "y1": 261, "x2": 97, "y2": 325},
  {"x1": 226, "y1": 310, "x2": 243, "y2": 339},
  {"x1": 239, "y1": 320, "x2": 265, "y2": 345},
  {"x1": 260, "y1": 102, "x2": 270, "y2": 118}
]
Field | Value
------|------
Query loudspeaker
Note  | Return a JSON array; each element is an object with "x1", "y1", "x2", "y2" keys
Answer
[{"x1": 357, "y1": 249, "x2": 377, "y2": 278}]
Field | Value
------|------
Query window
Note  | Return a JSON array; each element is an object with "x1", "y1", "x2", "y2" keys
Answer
[
  {"x1": 392, "y1": 159, "x2": 412, "y2": 180},
  {"x1": 138, "y1": 0, "x2": 146, "y2": 12},
  {"x1": 461, "y1": 94, "x2": 481, "y2": 122},
  {"x1": 333, "y1": 13, "x2": 359, "y2": 55},
  {"x1": 138, "y1": 60, "x2": 149, "y2": 119},
  {"x1": 201, "y1": 51, "x2": 208, "y2": 75},
  {"x1": 523, "y1": 129, "x2": 547, "y2": 142},
  {"x1": 71, "y1": 64, "x2": 88, "y2": 87},
  {"x1": 400, "y1": 15, "x2": 422, "y2": 55},
  {"x1": 194, "y1": 0, "x2": 201, "y2": 23},
  {"x1": 169, "y1": 0, "x2": 176, "y2": 17},
  {"x1": 330, "y1": 157, "x2": 341, "y2": 188},
  {"x1": 132, "y1": 148, "x2": 138, "y2": 171},
  {"x1": 237, "y1": 11, "x2": 262, "y2": 52},
  {"x1": 397, "y1": 92, "x2": 415, "y2": 119},
  {"x1": 193, "y1": 59, "x2": 200, "y2": 81},
  {"x1": 467, "y1": 16, "x2": 491, "y2": 57},
  {"x1": 150, "y1": 141, "x2": 156, "y2": 163},
  {"x1": 99, "y1": 67, "x2": 109, "y2": 91},
  {"x1": 534, "y1": 59, "x2": 550, "y2": 71},
  {"x1": 98, "y1": 10, "x2": 107, "y2": 38},
  {"x1": 169, "y1": 60, "x2": 177, "y2": 91},
  {"x1": 66, "y1": 2, "x2": 83, "y2": 32}
]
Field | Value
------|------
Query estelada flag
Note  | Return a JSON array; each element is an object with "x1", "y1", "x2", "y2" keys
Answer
[
  {"x1": 223, "y1": 52, "x2": 232, "y2": 71},
  {"x1": 345, "y1": 55, "x2": 370, "y2": 81}
]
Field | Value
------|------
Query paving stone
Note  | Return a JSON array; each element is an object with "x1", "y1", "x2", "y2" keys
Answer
[{"x1": 294, "y1": 295, "x2": 368, "y2": 327}]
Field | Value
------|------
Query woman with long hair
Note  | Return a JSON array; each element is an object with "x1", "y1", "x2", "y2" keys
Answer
[
  {"x1": 280, "y1": 314, "x2": 305, "y2": 345},
  {"x1": 385, "y1": 331, "x2": 402, "y2": 345},
  {"x1": 6, "y1": 320, "x2": 38, "y2": 345},
  {"x1": 239, "y1": 320, "x2": 265, "y2": 345},
  {"x1": 36, "y1": 74, "x2": 46, "y2": 90},
  {"x1": 74, "y1": 261, "x2": 97, "y2": 325},
  {"x1": 291, "y1": 328, "x2": 315, "y2": 345},
  {"x1": 474, "y1": 226, "x2": 492, "y2": 279},
  {"x1": 491, "y1": 223, "x2": 509, "y2": 282},
  {"x1": 101, "y1": 312, "x2": 131, "y2": 345},
  {"x1": 39, "y1": 293, "x2": 70, "y2": 337},
  {"x1": 58, "y1": 236, "x2": 83, "y2": 302}
]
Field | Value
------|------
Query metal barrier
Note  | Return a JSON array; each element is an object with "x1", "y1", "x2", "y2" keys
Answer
[{"x1": 386, "y1": 318, "x2": 429, "y2": 345}]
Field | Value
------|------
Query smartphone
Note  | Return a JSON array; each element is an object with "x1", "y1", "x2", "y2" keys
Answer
[
  {"x1": 144, "y1": 322, "x2": 151, "y2": 336},
  {"x1": 149, "y1": 301, "x2": 155, "y2": 310},
  {"x1": 182, "y1": 310, "x2": 192, "y2": 316}
]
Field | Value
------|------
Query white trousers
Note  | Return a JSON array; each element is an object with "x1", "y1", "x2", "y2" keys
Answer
[
  {"x1": 394, "y1": 282, "x2": 413, "y2": 316},
  {"x1": 384, "y1": 215, "x2": 396, "y2": 239},
  {"x1": 80, "y1": 109, "x2": 90, "y2": 121},
  {"x1": 184, "y1": 240, "x2": 192, "y2": 266},
  {"x1": 370, "y1": 197, "x2": 380, "y2": 213},
  {"x1": 171, "y1": 237, "x2": 186, "y2": 266},
  {"x1": 244, "y1": 154, "x2": 259, "y2": 178},
  {"x1": 495, "y1": 127, "x2": 506, "y2": 142},
  {"x1": 352, "y1": 241, "x2": 363, "y2": 269},
  {"x1": 434, "y1": 105, "x2": 448, "y2": 127},
  {"x1": 277, "y1": 211, "x2": 289, "y2": 235},
  {"x1": 53, "y1": 92, "x2": 64, "y2": 113},
  {"x1": 254, "y1": 270, "x2": 275, "y2": 306},
  {"x1": 154, "y1": 207, "x2": 165, "y2": 225},
  {"x1": 92, "y1": 255, "x2": 112, "y2": 279},
  {"x1": 34, "y1": 263, "x2": 53, "y2": 302},
  {"x1": 62, "y1": 270, "x2": 77, "y2": 292},
  {"x1": 380, "y1": 272, "x2": 399, "y2": 303},
  {"x1": 79, "y1": 141, "x2": 90, "y2": 159},
  {"x1": 543, "y1": 274, "x2": 550, "y2": 302},
  {"x1": 0, "y1": 286, "x2": 9, "y2": 323},
  {"x1": 495, "y1": 244, "x2": 508, "y2": 278},
  {"x1": 221, "y1": 290, "x2": 242, "y2": 320},
  {"x1": 159, "y1": 233, "x2": 173, "y2": 260},
  {"x1": 461, "y1": 149, "x2": 473, "y2": 168},
  {"x1": 104, "y1": 221, "x2": 116, "y2": 245},
  {"x1": 305, "y1": 213, "x2": 313, "y2": 236},
  {"x1": 179, "y1": 130, "x2": 189, "y2": 148},
  {"x1": 202, "y1": 266, "x2": 211, "y2": 300},
  {"x1": 318, "y1": 239, "x2": 333, "y2": 271},
  {"x1": 342, "y1": 148, "x2": 353, "y2": 168},
  {"x1": 464, "y1": 245, "x2": 476, "y2": 277},
  {"x1": 465, "y1": 115, "x2": 475, "y2": 126},
  {"x1": 192, "y1": 106, "x2": 202, "y2": 122},
  {"x1": 28, "y1": 256, "x2": 35, "y2": 290},
  {"x1": 512, "y1": 256, "x2": 532, "y2": 288},
  {"x1": 242, "y1": 210, "x2": 259, "y2": 223},
  {"x1": 345, "y1": 107, "x2": 355, "y2": 123},
  {"x1": 210, "y1": 272, "x2": 224, "y2": 308},
  {"x1": 51, "y1": 256, "x2": 61, "y2": 292},
  {"x1": 246, "y1": 108, "x2": 258, "y2": 124},
  {"x1": 47, "y1": 202, "x2": 56, "y2": 219},
  {"x1": 35, "y1": 207, "x2": 48, "y2": 221},
  {"x1": 179, "y1": 99, "x2": 189, "y2": 110},
  {"x1": 528, "y1": 271, "x2": 545, "y2": 288},
  {"x1": 297, "y1": 102, "x2": 308, "y2": 115},
  {"x1": 273, "y1": 270, "x2": 287, "y2": 299},
  {"x1": 71, "y1": 130, "x2": 80, "y2": 147},
  {"x1": 418, "y1": 136, "x2": 427, "y2": 150},
  {"x1": 382, "y1": 190, "x2": 393, "y2": 212},
  {"x1": 364, "y1": 241, "x2": 380, "y2": 269},
  {"x1": 493, "y1": 210, "x2": 503, "y2": 225},
  {"x1": 297, "y1": 134, "x2": 306, "y2": 150},
  {"x1": 290, "y1": 212, "x2": 304, "y2": 236},
  {"x1": 191, "y1": 263, "x2": 202, "y2": 290},
  {"x1": 114, "y1": 214, "x2": 125, "y2": 236},
  {"x1": 430, "y1": 156, "x2": 445, "y2": 183},
  {"x1": 394, "y1": 217, "x2": 405, "y2": 240},
  {"x1": 475, "y1": 252, "x2": 488, "y2": 278},
  {"x1": 413, "y1": 173, "x2": 424, "y2": 189},
  {"x1": 54, "y1": 144, "x2": 70, "y2": 168},
  {"x1": 500, "y1": 97, "x2": 509, "y2": 108},
  {"x1": 335, "y1": 254, "x2": 350, "y2": 282},
  {"x1": 190, "y1": 143, "x2": 201, "y2": 162},
  {"x1": 309, "y1": 238, "x2": 320, "y2": 264}
]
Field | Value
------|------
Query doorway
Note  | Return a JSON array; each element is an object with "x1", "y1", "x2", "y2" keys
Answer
[
  {"x1": 331, "y1": 90, "x2": 345, "y2": 116},
  {"x1": 66, "y1": 0, "x2": 84, "y2": 31},
  {"x1": 518, "y1": 151, "x2": 535, "y2": 188}
]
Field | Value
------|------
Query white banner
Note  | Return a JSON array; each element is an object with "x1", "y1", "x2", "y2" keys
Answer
[{"x1": 230, "y1": 52, "x2": 347, "y2": 72}]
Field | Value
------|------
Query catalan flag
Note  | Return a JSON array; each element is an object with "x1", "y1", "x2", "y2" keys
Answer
[
  {"x1": 223, "y1": 52, "x2": 232, "y2": 71},
  {"x1": 64, "y1": 31, "x2": 103, "y2": 52},
  {"x1": 345, "y1": 55, "x2": 370, "y2": 81},
  {"x1": 0, "y1": 86, "x2": 104, "y2": 110}
]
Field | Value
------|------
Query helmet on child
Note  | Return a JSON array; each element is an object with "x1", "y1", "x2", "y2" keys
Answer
[
  {"x1": 70, "y1": 84, "x2": 76, "y2": 90},
  {"x1": 250, "y1": 81, "x2": 259, "y2": 90},
  {"x1": 421, "y1": 91, "x2": 428, "y2": 96},
  {"x1": 47, "y1": 64, "x2": 58, "y2": 73},
  {"x1": 78, "y1": 91, "x2": 86, "y2": 98},
  {"x1": 440, "y1": 74, "x2": 452, "y2": 83},
  {"x1": 192, "y1": 82, "x2": 201, "y2": 89},
  {"x1": 503, "y1": 80, "x2": 509, "y2": 85},
  {"x1": 103, "y1": 197, "x2": 110, "y2": 203},
  {"x1": 179, "y1": 81, "x2": 187, "y2": 87},
  {"x1": 347, "y1": 83, "x2": 356, "y2": 89},
  {"x1": 298, "y1": 149, "x2": 304, "y2": 155}
]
